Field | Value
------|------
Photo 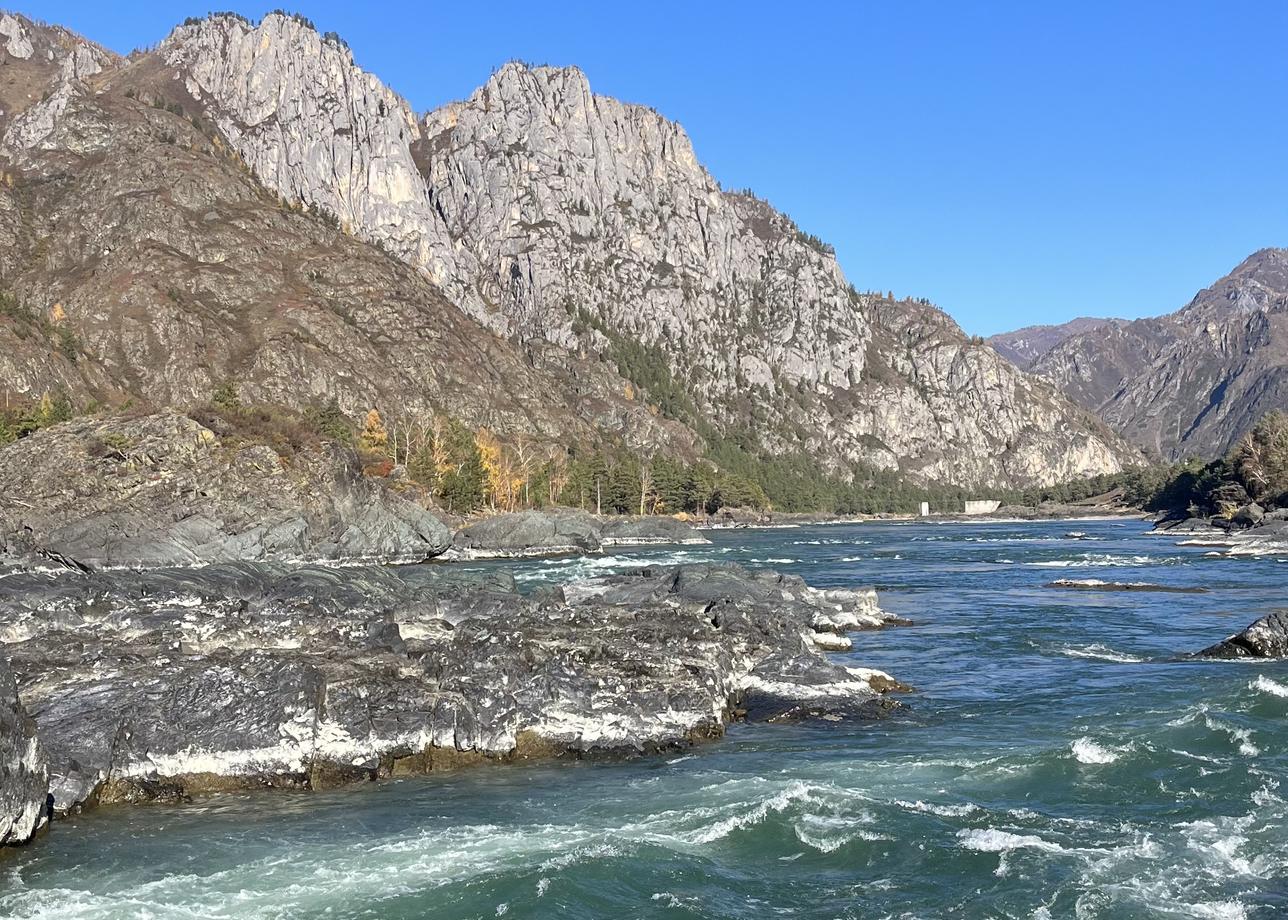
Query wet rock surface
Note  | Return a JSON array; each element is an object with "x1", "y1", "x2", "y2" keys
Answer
[
  {"x1": 1045, "y1": 579, "x2": 1208, "y2": 594},
  {"x1": 0, "y1": 658, "x2": 48, "y2": 845},
  {"x1": 1197, "y1": 610, "x2": 1288, "y2": 659},
  {"x1": 0, "y1": 411, "x2": 451, "y2": 570},
  {"x1": 0, "y1": 562, "x2": 902, "y2": 816}
]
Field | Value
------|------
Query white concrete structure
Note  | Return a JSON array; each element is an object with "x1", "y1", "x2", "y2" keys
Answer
[
  {"x1": 963, "y1": 499, "x2": 1001, "y2": 515},
  {"x1": 919, "y1": 501, "x2": 930, "y2": 517}
]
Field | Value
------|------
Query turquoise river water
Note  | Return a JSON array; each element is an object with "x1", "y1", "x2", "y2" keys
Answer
[{"x1": 2, "y1": 519, "x2": 1286, "y2": 919}]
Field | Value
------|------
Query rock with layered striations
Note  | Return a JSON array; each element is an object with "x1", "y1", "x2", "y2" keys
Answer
[
  {"x1": 0, "y1": 658, "x2": 48, "y2": 845},
  {"x1": 0, "y1": 411, "x2": 451, "y2": 569},
  {"x1": 0, "y1": 562, "x2": 904, "y2": 811},
  {"x1": 1198, "y1": 609, "x2": 1288, "y2": 659},
  {"x1": 600, "y1": 516, "x2": 709, "y2": 547}
]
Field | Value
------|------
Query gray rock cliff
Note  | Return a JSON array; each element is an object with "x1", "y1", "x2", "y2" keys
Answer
[{"x1": 0, "y1": 655, "x2": 47, "y2": 845}]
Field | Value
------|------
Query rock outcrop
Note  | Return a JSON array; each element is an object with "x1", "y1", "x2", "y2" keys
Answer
[
  {"x1": 76, "y1": 11, "x2": 1141, "y2": 490},
  {"x1": 0, "y1": 12, "x2": 117, "y2": 137},
  {"x1": 0, "y1": 411, "x2": 451, "y2": 569},
  {"x1": 1003, "y1": 249, "x2": 1288, "y2": 460},
  {"x1": 448, "y1": 510, "x2": 708, "y2": 559},
  {"x1": 0, "y1": 562, "x2": 903, "y2": 812},
  {"x1": 0, "y1": 657, "x2": 47, "y2": 845},
  {"x1": 1197, "y1": 609, "x2": 1288, "y2": 659}
]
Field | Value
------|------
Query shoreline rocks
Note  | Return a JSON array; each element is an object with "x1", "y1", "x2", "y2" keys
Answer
[
  {"x1": 0, "y1": 412, "x2": 452, "y2": 571},
  {"x1": 0, "y1": 561, "x2": 903, "y2": 833}
]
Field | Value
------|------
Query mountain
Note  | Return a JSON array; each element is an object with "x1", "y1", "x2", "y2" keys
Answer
[
  {"x1": 1013, "y1": 249, "x2": 1288, "y2": 461},
  {"x1": 0, "y1": 10, "x2": 1138, "y2": 489},
  {"x1": 986, "y1": 317, "x2": 1116, "y2": 369}
]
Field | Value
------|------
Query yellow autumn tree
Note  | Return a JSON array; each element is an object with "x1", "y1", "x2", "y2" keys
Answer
[
  {"x1": 475, "y1": 427, "x2": 527, "y2": 511},
  {"x1": 475, "y1": 427, "x2": 505, "y2": 509},
  {"x1": 359, "y1": 408, "x2": 389, "y2": 454}
]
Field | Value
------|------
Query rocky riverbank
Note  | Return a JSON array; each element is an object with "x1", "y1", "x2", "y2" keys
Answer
[
  {"x1": 0, "y1": 411, "x2": 451, "y2": 571},
  {"x1": 1152, "y1": 511, "x2": 1288, "y2": 559},
  {"x1": 0, "y1": 560, "x2": 905, "y2": 845}
]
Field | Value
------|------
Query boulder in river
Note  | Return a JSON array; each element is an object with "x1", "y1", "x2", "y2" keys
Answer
[
  {"x1": 449, "y1": 509, "x2": 604, "y2": 558},
  {"x1": 1197, "y1": 610, "x2": 1288, "y2": 659},
  {"x1": 0, "y1": 411, "x2": 451, "y2": 570},
  {"x1": 600, "y1": 516, "x2": 709, "y2": 547}
]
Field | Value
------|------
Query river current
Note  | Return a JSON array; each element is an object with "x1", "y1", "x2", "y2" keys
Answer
[{"x1": 2, "y1": 519, "x2": 1286, "y2": 919}]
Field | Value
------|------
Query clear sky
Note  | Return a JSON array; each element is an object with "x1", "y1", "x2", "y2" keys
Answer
[{"x1": 21, "y1": 0, "x2": 1288, "y2": 335}]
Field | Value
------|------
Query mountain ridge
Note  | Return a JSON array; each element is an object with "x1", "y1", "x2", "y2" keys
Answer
[
  {"x1": 994, "y1": 248, "x2": 1288, "y2": 461},
  {"x1": 0, "y1": 9, "x2": 1140, "y2": 490}
]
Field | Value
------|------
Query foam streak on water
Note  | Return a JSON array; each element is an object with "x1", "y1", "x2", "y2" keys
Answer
[{"x1": 3, "y1": 519, "x2": 1287, "y2": 919}]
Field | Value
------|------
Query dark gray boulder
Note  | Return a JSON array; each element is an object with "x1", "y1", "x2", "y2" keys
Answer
[
  {"x1": 599, "y1": 517, "x2": 708, "y2": 546},
  {"x1": 450, "y1": 509, "x2": 603, "y2": 558},
  {"x1": 449, "y1": 511, "x2": 709, "y2": 559},
  {"x1": 0, "y1": 412, "x2": 451, "y2": 570},
  {"x1": 1197, "y1": 610, "x2": 1288, "y2": 659},
  {"x1": 0, "y1": 658, "x2": 49, "y2": 845}
]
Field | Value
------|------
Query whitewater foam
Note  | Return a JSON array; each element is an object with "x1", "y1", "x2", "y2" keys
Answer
[
  {"x1": 1251, "y1": 675, "x2": 1288, "y2": 698},
  {"x1": 1070, "y1": 737, "x2": 1122, "y2": 764}
]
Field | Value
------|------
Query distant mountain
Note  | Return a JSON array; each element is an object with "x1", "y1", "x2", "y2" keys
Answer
[
  {"x1": 987, "y1": 317, "x2": 1117, "y2": 369},
  {"x1": 0, "y1": 10, "x2": 1140, "y2": 488},
  {"x1": 1013, "y1": 249, "x2": 1288, "y2": 461}
]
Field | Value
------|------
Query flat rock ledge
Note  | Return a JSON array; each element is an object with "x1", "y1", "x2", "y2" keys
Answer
[
  {"x1": 0, "y1": 562, "x2": 903, "y2": 839},
  {"x1": 446, "y1": 510, "x2": 709, "y2": 559}
]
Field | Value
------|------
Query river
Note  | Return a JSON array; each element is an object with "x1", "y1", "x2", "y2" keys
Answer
[{"x1": 2, "y1": 519, "x2": 1285, "y2": 919}]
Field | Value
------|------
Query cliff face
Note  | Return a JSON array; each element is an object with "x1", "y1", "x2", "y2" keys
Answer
[
  {"x1": 1024, "y1": 250, "x2": 1288, "y2": 460},
  {"x1": 0, "y1": 17, "x2": 694, "y2": 461},
  {"x1": 0, "y1": 11, "x2": 1141, "y2": 488}
]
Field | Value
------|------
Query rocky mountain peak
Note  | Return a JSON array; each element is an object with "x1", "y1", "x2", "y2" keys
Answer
[
  {"x1": 159, "y1": 10, "x2": 464, "y2": 291},
  {"x1": 1021, "y1": 248, "x2": 1288, "y2": 460},
  {"x1": 0, "y1": 10, "x2": 1143, "y2": 489}
]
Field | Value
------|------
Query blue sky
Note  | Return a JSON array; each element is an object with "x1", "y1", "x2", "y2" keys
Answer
[{"x1": 24, "y1": 1, "x2": 1288, "y2": 335}]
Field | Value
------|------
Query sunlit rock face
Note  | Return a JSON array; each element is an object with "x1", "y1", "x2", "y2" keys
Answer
[{"x1": 0, "y1": 11, "x2": 1139, "y2": 488}]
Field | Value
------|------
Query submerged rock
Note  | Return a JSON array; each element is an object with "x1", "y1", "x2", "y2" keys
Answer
[
  {"x1": 0, "y1": 562, "x2": 902, "y2": 813},
  {"x1": 0, "y1": 412, "x2": 451, "y2": 570},
  {"x1": 0, "y1": 659, "x2": 48, "y2": 845},
  {"x1": 1045, "y1": 579, "x2": 1208, "y2": 594},
  {"x1": 1197, "y1": 610, "x2": 1288, "y2": 659}
]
